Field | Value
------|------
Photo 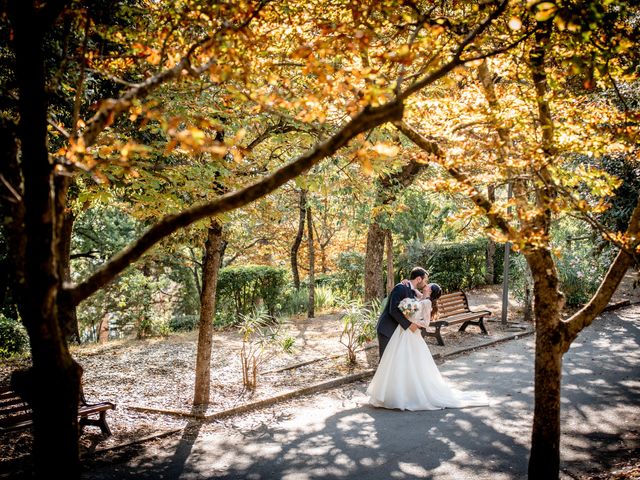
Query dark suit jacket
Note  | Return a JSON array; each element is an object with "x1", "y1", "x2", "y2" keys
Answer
[{"x1": 376, "y1": 283, "x2": 416, "y2": 339}]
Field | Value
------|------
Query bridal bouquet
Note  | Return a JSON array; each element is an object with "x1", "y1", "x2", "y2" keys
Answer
[
  {"x1": 398, "y1": 297, "x2": 419, "y2": 319},
  {"x1": 398, "y1": 297, "x2": 430, "y2": 328}
]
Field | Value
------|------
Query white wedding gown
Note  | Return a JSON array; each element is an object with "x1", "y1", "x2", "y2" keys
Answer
[{"x1": 367, "y1": 324, "x2": 488, "y2": 411}]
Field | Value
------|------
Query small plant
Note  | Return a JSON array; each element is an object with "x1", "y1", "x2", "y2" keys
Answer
[
  {"x1": 339, "y1": 299, "x2": 379, "y2": 365},
  {"x1": 0, "y1": 314, "x2": 29, "y2": 358},
  {"x1": 238, "y1": 308, "x2": 294, "y2": 390},
  {"x1": 281, "y1": 287, "x2": 309, "y2": 316},
  {"x1": 314, "y1": 285, "x2": 337, "y2": 311}
]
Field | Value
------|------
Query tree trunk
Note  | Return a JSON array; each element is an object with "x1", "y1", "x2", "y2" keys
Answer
[
  {"x1": 98, "y1": 314, "x2": 110, "y2": 343},
  {"x1": 527, "y1": 249, "x2": 564, "y2": 479},
  {"x1": 364, "y1": 159, "x2": 425, "y2": 304},
  {"x1": 385, "y1": 229, "x2": 394, "y2": 295},
  {"x1": 57, "y1": 202, "x2": 81, "y2": 343},
  {"x1": 193, "y1": 220, "x2": 223, "y2": 407},
  {"x1": 307, "y1": 205, "x2": 315, "y2": 318},
  {"x1": 291, "y1": 189, "x2": 306, "y2": 290},
  {"x1": 9, "y1": 2, "x2": 82, "y2": 476},
  {"x1": 364, "y1": 222, "x2": 386, "y2": 303}
]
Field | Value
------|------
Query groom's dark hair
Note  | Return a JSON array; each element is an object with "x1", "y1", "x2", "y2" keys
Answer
[{"x1": 409, "y1": 267, "x2": 428, "y2": 280}]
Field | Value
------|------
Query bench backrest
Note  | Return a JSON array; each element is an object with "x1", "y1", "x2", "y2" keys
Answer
[
  {"x1": 436, "y1": 291, "x2": 470, "y2": 319},
  {"x1": 0, "y1": 386, "x2": 32, "y2": 428}
]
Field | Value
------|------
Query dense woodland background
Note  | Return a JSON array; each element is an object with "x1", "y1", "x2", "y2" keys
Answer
[{"x1": 0, "y1": 1, "x2": 638, "y2": 478}]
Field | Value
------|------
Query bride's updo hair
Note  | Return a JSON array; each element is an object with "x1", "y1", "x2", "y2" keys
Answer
[
  {"x1": 429, "y1": 283, "x2": 442, "y2": 319},
  {"x1": 429, "y1": 283, "x2": 442, "y2": 300}
]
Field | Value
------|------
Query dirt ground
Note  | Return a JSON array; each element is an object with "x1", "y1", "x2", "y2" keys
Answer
[{"x1": 1, "y1": 272, "x2": 638, "y2": 476}]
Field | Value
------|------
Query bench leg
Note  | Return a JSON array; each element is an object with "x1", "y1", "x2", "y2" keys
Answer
[
  {"x1": 98, "y1": 411, "x2": 112, "y2": 436},
  {"x1": 459, "y1": 319, "x2": 489, "y2": 335},
  {"x1": 479, "y1": 317, "x2": 488, "y2": 335},
  {"x1": 79, "y1": 413, "x2": 112, "y2": 437},
  {"x1": 420, "y1": 327, "x2": 445, "y2": 346}
]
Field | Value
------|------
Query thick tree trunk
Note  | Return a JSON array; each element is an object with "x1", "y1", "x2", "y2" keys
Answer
[
  {"x1": 386, "y1": 230, "x2": 394, "y2": 295},
  {"x1": 57, "y1": 204, "x2": 81, "y2": 343},
  {"x1": 364, "y1": 159, "x2": 425, "y2": 304},
  {"x1": 307, "y1": 206, "x2": 315, "y2": 318},
  {"x1": 527, "y1": 249, "x2": 564, "y2": 479},
  {"x1": 10, "y1": 2, "x2": 82, "y2": 477},
  {"x1": 193, "y1": 220, "x2": 223, "y2": 407},
  {"x1": 530, "y1": 328, "x2": 563, "y2": 479},
  {"x1": 291, "y1": 189, "x2": 306, "y2": 290},
  {"x1": 364, "y1": 222, "x2": 386, "y2": 303}
]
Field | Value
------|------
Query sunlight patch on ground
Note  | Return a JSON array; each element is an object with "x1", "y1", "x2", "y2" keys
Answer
[
  {"x1": 397, "y1": 461, "x2": 430, "y2": 476},
  {"x1": 567, "y1": 367, "x2": 594, "y2": 375}
]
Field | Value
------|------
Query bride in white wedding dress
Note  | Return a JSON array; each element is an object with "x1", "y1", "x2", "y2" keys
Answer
[{"x1": 367, "y1": 283, "x2": 488, "y2": 411}]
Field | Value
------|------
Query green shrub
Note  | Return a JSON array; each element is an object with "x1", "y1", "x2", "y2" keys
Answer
[
  {"x1": 217, "y1": 265, "x2": 288, "y2": 318},
  {"x1": 555, "y1": 248, "x2": 611, "y2": 306},
  {"x1": 332, "y1": 252, "x2": 365, "y2": 297},
  {"x1": 280, "y1": 284, "x2": 339, "y2": 317},
  {"x1": 0, "y1": 315, "x2": 29, "y2": 358},
  {"x1": 238, "y1": 307, "x2": 294, "y2": 389},
  {"x1": 168, "y1": 315, "x2": 199, "y2": 332},
  {"x1": 397, "y1": 238, "x2": 503, "y2": 292},
  {"x1": 213, "y1": 310, "x2": 240, "y2": 329},
  {"x1": 313, "y1": 285, "x2": 338, "y2": 311},
  {"x1": 507, "y1": 241, "x2": 613, "y2": 308}
]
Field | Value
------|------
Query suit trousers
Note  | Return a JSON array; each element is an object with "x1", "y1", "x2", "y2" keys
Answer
[{"x1": 377, "y1": 332, "x2": 391, "y2": 361}]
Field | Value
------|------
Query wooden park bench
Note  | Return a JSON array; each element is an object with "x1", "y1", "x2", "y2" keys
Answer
[
  {"x1": 421, "y1": 291, "x2": 492, "y2": 346},
  {"x1": 0, "y1": 385, "x2": 115, "y2": 436}
]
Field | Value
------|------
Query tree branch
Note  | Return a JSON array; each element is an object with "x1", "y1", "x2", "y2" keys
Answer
[
  {"x1": 400, "y1": 0, "x2": 508, "y2": 100},
  {"x1": 66, "y1": 101, "x2": 404, "y2": 305},
  {"x1": 394, "y1": 120, "x2": 514, "y2": 237},
  {"x1": 79, "y1": 1, "x2": 270, "y2": 148},
  {"x1": 560, "y1": 197, "x2": 640, "y2": 348}
]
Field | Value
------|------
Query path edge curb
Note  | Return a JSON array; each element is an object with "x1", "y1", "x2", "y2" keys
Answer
[{"x1": 99, "y1": 328, "x2": 539, "y2": 455}]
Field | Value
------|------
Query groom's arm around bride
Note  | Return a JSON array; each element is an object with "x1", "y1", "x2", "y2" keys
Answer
[{"x1": 375, "y1": 267, "x2": 428, "y2": 360}]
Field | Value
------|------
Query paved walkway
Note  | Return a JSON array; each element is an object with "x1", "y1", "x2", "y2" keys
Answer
[{"x1": 82, "y1": 304, "x2": 640, "y2": 480}]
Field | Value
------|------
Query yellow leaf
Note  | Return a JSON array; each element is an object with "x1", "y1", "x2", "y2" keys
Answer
[
  {"x1": 534, "y1": 2, "x2": 557, "y2": 22},
  {"x1": 371, "y1": 143, "x2": 399, "y2": 158},
  {"x1": 360, "y1": 157, "x2": 373, "y2": 176}
]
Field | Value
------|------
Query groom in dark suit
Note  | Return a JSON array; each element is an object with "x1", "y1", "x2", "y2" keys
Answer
[{"x1": 376, "y1": 267, "x2": 429, "y2": 360}]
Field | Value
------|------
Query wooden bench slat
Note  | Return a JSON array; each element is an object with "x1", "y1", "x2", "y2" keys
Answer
[
  {"x1": 440, "y1": 306, "x2": 469, "y2": 316},
  {"x1": 0, "y1": 397, "x2": 28, "y2": 408},
  {"x1": 0, "y1": 404, "x2": 31, "y2": 416},
  {"x1": 79, "y1": 402, "x2": 115, "y2": 416},
  {"x1": 0, "y1": 412, "x2": 33, "y2": 429},
  {"x1": 0, "y1": 389, "x2": 115, "y2": 437},
  {"x1": 0, "y1": 418, "x2": 33, "y2": 432}
]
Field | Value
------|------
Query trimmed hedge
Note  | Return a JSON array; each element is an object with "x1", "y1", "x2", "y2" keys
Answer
[
  {"x1": 216, "y1": 265, "x2": 288, "y2": 318},
  {"x1": 396, "y1": 238, "x2": 504, "y2": 292}
]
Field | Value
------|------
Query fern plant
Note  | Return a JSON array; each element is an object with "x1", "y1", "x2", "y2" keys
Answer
[
  {"x1": 338, "y1": 299, "x2": 379, "y2": 365},
  {"x1": 238, "y1": 308, "x2": 294, "y2": 389}
]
